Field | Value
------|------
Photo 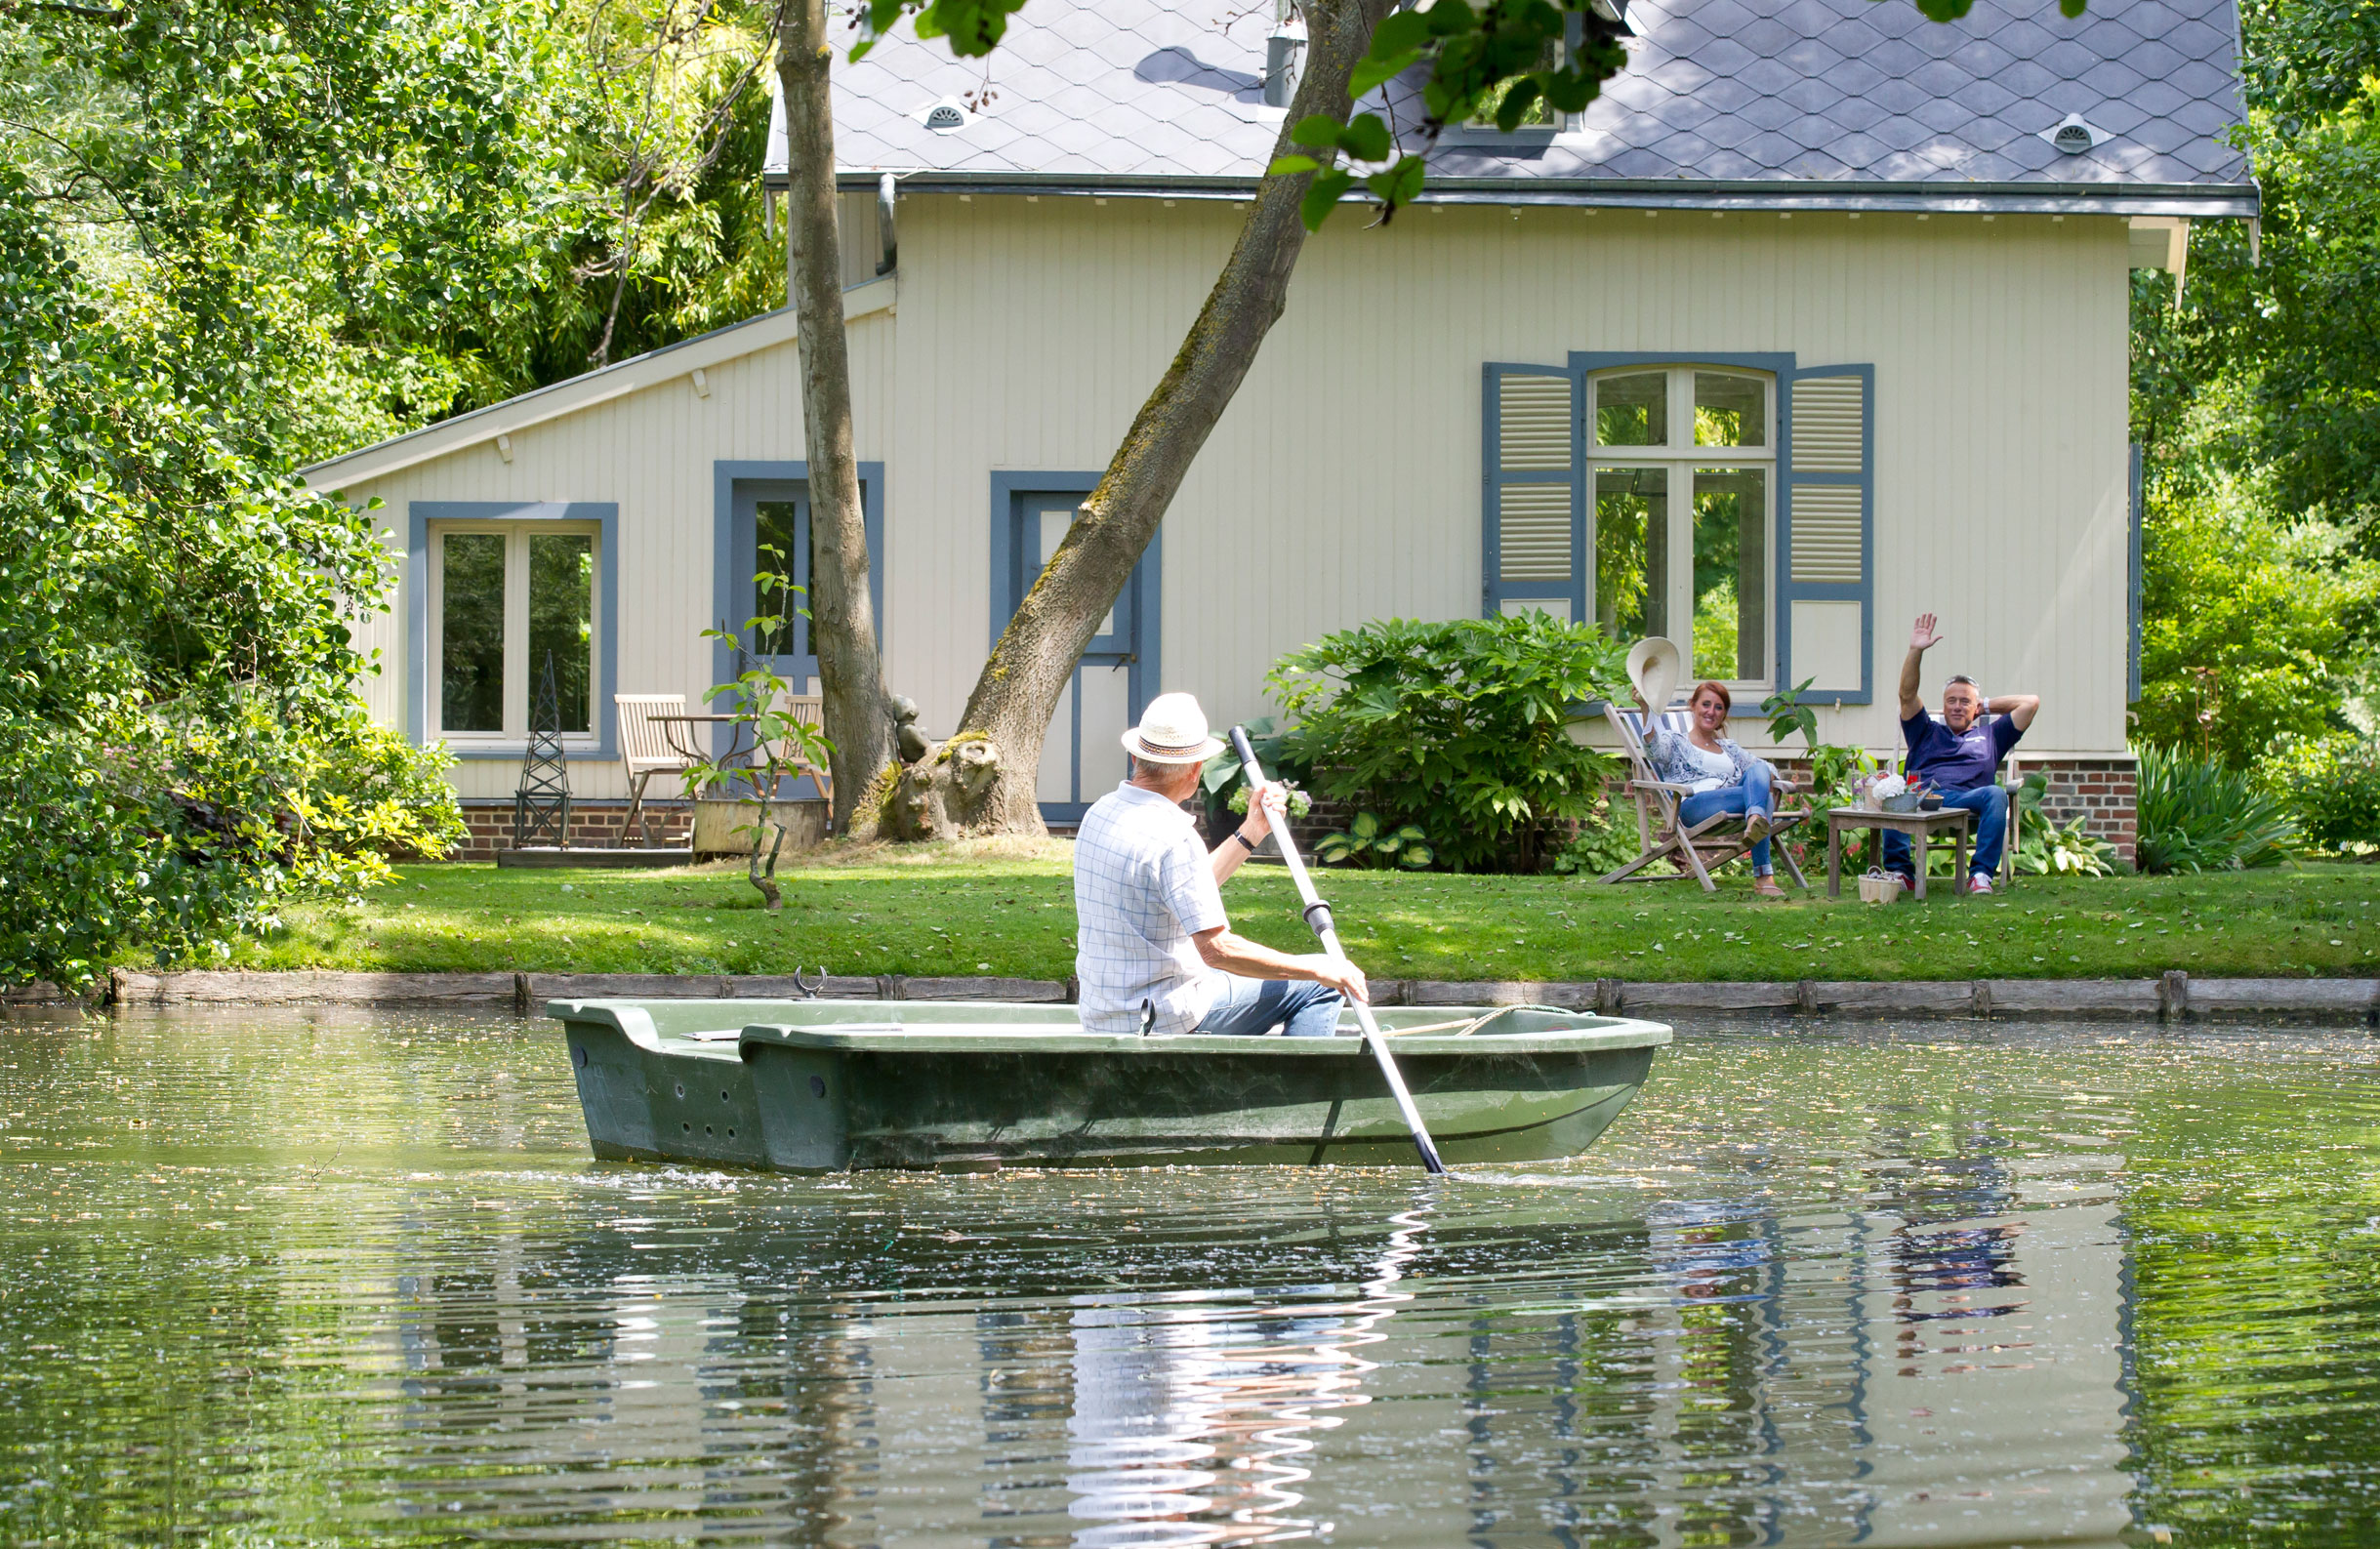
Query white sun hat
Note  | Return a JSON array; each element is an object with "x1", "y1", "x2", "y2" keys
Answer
[
  {"x1": 1121, "y1": 691, "x2": 1225, "y2": 764},
  {"x1": 1625, "y1": 635, "x2": 1683, "y2": 711}
]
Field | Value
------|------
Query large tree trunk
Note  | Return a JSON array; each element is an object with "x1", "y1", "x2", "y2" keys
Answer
[
  {"x1": 893, "y1": 0, "x2": 1397, "y2": 839},
  {"x1": 778, "y1": 0, "x2": 896, "y2": 834}
]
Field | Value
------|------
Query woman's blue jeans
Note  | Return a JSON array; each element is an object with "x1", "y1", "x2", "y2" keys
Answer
[
  {"x1": 1678, "y1": 760, "x2": 1776, "y2": 874},
  {"x1": 1195, "y1": 974, "x2": 1345, "y2": 1039}
]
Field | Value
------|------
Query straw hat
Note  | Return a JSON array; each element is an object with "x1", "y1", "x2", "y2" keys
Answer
[
  {"x1": 1121, "y1": 691, "x2": 1225, "y2": 764},
  {"x1": 1625, "y1": 636, "x2": 1683, "y2": 710}
]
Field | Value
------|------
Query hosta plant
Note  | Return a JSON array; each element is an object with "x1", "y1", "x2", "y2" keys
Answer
[{"x1": 1316, "y1": 812, "x2": 1434, "y2": 870}]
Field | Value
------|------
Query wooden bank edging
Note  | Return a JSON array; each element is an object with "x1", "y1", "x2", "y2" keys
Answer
[{"x1": 30, "y1": 969, "x2": 2375, "y2": 1025}]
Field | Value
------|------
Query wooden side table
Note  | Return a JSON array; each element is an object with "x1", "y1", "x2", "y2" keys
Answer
[{"x1": 1826, "y1": 806, "x2": 1974, "y2": 901}]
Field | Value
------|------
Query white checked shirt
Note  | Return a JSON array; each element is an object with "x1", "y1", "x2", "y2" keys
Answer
[{"x1": 1073, "y1": 781, "x2": 1228, "y2": 1036}]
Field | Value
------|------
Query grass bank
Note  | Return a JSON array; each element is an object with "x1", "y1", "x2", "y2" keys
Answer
[{"x1": 206, "y1": 841, "x2": 2380, "y2": 984}]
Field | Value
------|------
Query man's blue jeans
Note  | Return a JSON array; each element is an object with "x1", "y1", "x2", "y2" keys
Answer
[
  {"x1": 1678, "y1": 760, "x2": 1776, "y2": 874},
  {"x1": 1196, "y1": 974, "x2": 1345, "y2": 1039},
  {"x1": 1884, "y1": 784, "x2": 2008, "y2": 882}
]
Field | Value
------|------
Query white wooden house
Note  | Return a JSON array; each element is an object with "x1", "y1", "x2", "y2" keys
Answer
[{"x1": 305, "y1": 0, "x2": 2254, "y2": 853}]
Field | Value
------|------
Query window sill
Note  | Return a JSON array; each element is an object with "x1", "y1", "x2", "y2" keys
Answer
[{"x1": 441, "y1": 741, "x2": 611, "y2": 760}]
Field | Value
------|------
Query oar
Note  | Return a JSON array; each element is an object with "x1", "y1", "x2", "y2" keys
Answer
[{"x1": 1229, "y1": 726, "x2": 1446, "y2": 1175}]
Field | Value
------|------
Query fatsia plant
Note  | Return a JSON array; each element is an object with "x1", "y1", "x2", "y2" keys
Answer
[{"x1": 1269, "y1": 613, "x2": 1629, "y2": 874}]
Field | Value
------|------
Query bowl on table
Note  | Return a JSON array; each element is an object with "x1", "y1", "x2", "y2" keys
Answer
[{"x1": 1919, "y1": 795, "x2": 1944, "y2": 811}]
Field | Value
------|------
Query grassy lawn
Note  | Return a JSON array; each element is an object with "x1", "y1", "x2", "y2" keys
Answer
[{"x1": 204, "y1": 840, "x2": 2380, "y2": 983}]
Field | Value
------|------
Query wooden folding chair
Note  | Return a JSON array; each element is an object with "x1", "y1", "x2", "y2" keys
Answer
[
  {"x1": 616, "y1": 693, "x2": 695, "y2": 847},
  {"x1": 1595, "y1": 705, "x2": 1812, "y2": 891}
]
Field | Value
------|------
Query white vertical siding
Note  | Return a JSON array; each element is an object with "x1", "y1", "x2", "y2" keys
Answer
[
  {"x1": 883, "y1": 196, "x2": 2129, "y2": 758},
  {"x1": 325, "y1": 309, "x2": 897, "y2": 800},
  {"x1": 331, "y1": 195, "x2": 2134, "y2": 808}
]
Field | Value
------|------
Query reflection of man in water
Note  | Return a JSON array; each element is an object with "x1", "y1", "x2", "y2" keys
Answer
[{"x1": 1064, "y1": 1294, "x2": 1362, "y2": 1547}]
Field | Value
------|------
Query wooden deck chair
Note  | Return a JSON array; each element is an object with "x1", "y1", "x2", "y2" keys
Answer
[
  {"x1": 616, "y1": 694, "x2": 695, "y2": 847},
  {"x1": 757, "y1": 691, "x2": 834, "y2": 818},
  {"x1": 1596, "y1": 705, "x2": 1812, "y2": 891}
]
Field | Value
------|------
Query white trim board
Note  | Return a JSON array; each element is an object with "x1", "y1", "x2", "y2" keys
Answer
[{"x1": 303, "y1": 277, "x2": 898, "y2": 492}]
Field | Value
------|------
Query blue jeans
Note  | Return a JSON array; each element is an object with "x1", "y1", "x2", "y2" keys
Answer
[
  {"x1": 1884, "y1": 784, "x2": 2008, "y2": 881},
  {"x1": 1196, "y1": 974, "x2": 1345, "y2": 1039},
  {"x1": 1678, "y1": 760, "x2": 1776, "y2": 875}
]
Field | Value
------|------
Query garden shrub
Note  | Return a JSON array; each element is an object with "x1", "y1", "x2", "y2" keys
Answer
[
  {"x1": 1269, "y1": 613, "x2": 1629, "y2": 874},
  {"x1": 2261, "y1": 734, "x2": 2380, "y2": 855},
  {"x1": 2135, "y1": 743, "x2": 2298, "y2": 873},
  {"x1": 0, "y1": 178, "x2": 458, "y2": 988}
]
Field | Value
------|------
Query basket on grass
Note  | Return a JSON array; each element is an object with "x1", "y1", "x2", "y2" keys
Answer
[{"x1": 1857, "y1": 868, "x2": 1900, "y2": 905}]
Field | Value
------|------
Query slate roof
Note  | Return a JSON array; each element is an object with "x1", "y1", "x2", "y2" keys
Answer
[{"x1": 775, "y1": 0, "x2": 2257, "y2": 214}]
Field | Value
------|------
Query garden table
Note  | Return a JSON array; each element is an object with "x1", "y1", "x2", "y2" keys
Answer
[
  {"x1": 647, "y1": 713, "x2": 746, "y2": 765},
  {"x1": 1825, "y1": 806, "x2": 1974, "y2": 902}
]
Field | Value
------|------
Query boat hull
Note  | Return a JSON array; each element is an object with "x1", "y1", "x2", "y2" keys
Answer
[{"x1": 551, "y1": 999, "x2": 1670, "y2": 1171}]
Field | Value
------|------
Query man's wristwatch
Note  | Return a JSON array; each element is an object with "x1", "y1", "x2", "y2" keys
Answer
[{"x1": 1230, "y1": 829, "x2": 1259, "y2": 852}]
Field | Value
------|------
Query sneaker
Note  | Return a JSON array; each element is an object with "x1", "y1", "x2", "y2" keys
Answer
[
  {"x1": 1742, "y1": 808, "x2": 1772, "y2": 842},
  {"x1": 1891, "y1": 872, "x2": 1915, "y2": 892},
  {"x1": 1967, "y1": 873, "x2": 1995, "y2": 895}
]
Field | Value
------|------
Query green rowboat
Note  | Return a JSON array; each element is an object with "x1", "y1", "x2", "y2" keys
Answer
[{"x1": 550, "y1": 998, "x2": 1671, "y2": 1171}]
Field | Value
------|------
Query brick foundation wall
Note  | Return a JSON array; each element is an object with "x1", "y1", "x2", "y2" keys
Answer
[
  {"x1": 1767, "y1": 755, "x2": 2137, "y2": 866},
  {"x1": 445, "y1": 799, "x2": 692, "y2": 861}
]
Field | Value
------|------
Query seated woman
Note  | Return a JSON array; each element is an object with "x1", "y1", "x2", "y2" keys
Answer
[{"x1": 1630, "y1": 678, "x2": 1786, "y2": 898}]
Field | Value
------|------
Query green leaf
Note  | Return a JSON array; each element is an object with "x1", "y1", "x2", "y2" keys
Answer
[
  {"x1": 2059, "y1": 0, "x2": 2087, "y2": 13},
  {"x1": 1422, "y1": 0, "x2": 1476, "y2": 36},
  {"x1": 1291, "y1": 113, "x2": 1343, "y2": 149},
  {"x1": 1349, "y1": 50, "x2": 1421, "y2": 100},
  {"x1": 1364, "y1": 155, "x2": 1426, "y2": 210},
  {"x1": 1299, "y1": 170, "x2": 1355, "y2": 231},
  {"x1": 1267, "y1": 154, "x2": 1323, "y2": 178},
  {"x1": 1336, "y1": 112, "x2": 1392, "y2": 163},
  {"x1": 1348, "y1": 812, "x2": 1382, "y2": 841},
  {"x1": 1494, "y1": 77, "x2": 1544, "y2": 134},
  {"x1": 1365, "y1": 10, "x2": 1431, "y2": 61},
  {"x1": 1400, "y1": 843, "x2": 1435, "y2": 869}
]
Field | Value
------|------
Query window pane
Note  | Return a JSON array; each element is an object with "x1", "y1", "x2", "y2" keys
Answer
[
  {"x1": 528, "y1": 533, "x2": 594, "y2": 735},
  {"x1": 1695, "y1": 372, "x2": 1767, "y2": 448},
  {"x1": 1594, "y1": 373, "x2": 1667, "y2": 447},
  {"x1": 1692, "y1": 468, "x2": 1767, "y2": 681},
  {"x1": 1593, "y1": 467, "x2": 1668, "y2": 643},
  {"x1": 754, "y1": 501, "x2": 800, "y2": 658},
  {"x1": 439, "y1": 533, "x2": 506, "y2": 734}
]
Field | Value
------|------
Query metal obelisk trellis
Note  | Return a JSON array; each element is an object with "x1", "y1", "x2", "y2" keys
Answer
[{"x1": 513, "y1": 651, "x2": 572, "y2": 848}]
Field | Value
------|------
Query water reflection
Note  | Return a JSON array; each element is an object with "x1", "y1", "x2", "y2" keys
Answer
[
  {"x1": 1063, "y1": 1203, "x2": 1429, "y2": 1545},
  {"x1": 1, "y1": 1012, "x2": 2376, "y2": 1546}
]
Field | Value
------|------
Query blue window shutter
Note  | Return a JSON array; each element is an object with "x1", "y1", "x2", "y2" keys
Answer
[
  {"x1": 1482, "y1": 364, "x2": 1582, "y2": 623},
  {"x1": 1779, "y1": 364, "x2": 1874, "y2": 705}
]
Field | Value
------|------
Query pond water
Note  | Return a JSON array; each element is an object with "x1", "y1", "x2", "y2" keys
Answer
[{"x1": 1, "y1": 1010, "x2": 2376, "y2": 1547}]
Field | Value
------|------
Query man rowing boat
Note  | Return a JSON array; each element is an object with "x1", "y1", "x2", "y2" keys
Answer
[{"x1": 1073, "y1": 693, "x2": 1369, "y2": 1038}]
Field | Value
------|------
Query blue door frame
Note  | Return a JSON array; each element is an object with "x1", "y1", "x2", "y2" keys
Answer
[
  {"x1": 714, "y1": 461, "x2": 884, "y2": 799},
  {"x1": 989, "y1": 473, "x2": 1162, "y2": 823}
]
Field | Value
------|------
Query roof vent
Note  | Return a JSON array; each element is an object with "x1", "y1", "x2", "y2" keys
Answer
[
  {"x1": 921, "y1": 99, "x2": 969, "y2": 133},
  {"x1": 2045, "y1": 113, "x2": 2105, "y2": 154}
]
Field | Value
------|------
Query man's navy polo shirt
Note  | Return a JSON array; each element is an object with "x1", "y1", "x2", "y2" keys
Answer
[{"x1": 1903, "y1": 709, "x2": 2024, "y2": 793}]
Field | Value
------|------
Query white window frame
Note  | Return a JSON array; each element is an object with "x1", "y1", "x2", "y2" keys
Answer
[
  {"x1": 426, "y1": 519, "x2": 603, "y2": 747},
  {"x1": 1586, "y1": 364, "x2": 1777, "y2": 693}
]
